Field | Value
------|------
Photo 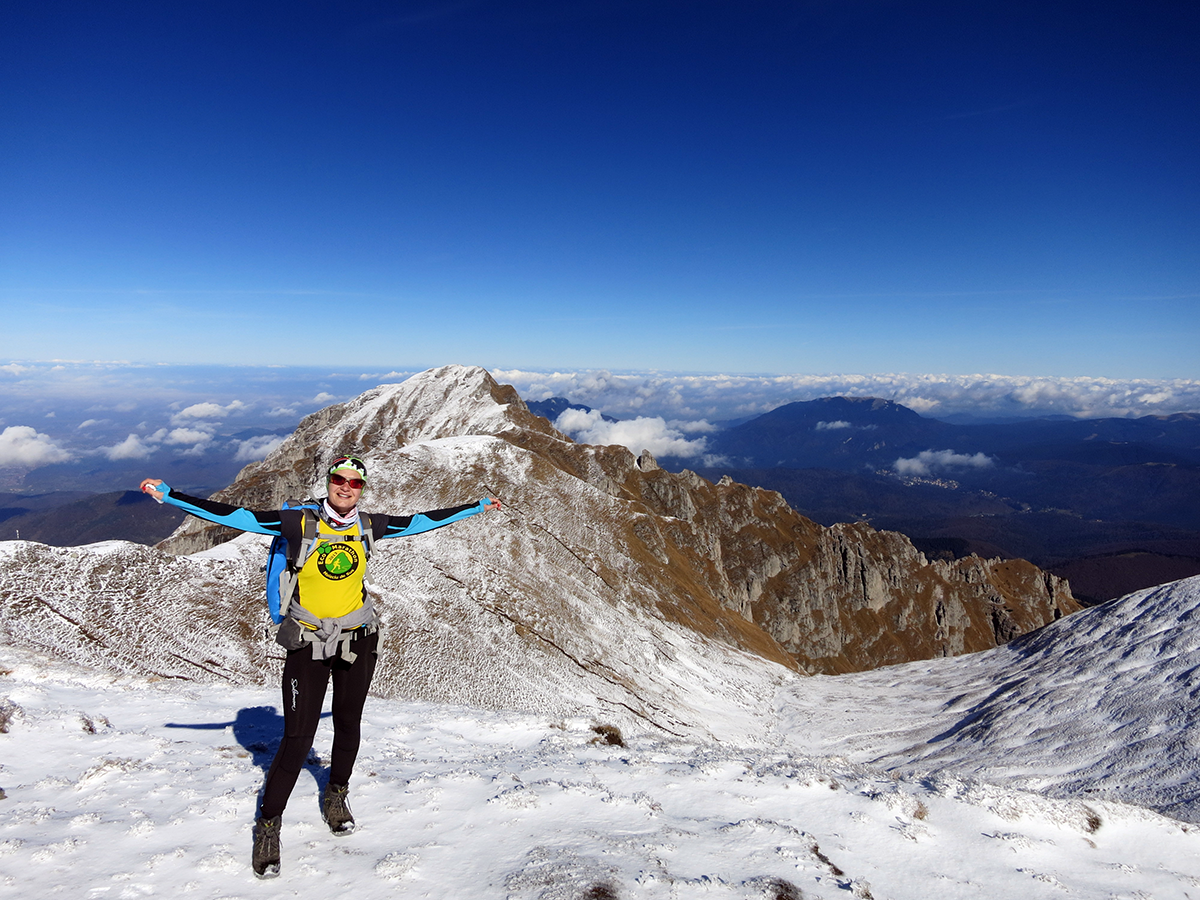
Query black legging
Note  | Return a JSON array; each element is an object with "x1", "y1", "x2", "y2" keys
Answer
[{"x1": 259, "y1": 630, "x2": 379, "y2": 819}]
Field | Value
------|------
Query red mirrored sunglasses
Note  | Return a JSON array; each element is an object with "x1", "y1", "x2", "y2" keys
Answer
[{"x1": 329, "y1": 473, "x2": 366, "y2": 489}]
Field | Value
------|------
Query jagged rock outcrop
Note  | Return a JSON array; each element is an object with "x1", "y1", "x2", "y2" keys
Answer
[{"x1": 160, "y1": 364, "x2": 1078, "y2": 677}]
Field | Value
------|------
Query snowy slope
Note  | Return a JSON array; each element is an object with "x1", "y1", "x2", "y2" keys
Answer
[
  {"x1": 2, "y1": 643, "x2": 1198, "y2": 900},
  {"x1": 775, "y1": 575, "x2": 1200, "y2": 823}
]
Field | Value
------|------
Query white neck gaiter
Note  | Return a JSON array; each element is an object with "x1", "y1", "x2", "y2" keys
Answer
[{"x1": 322, "y1": 499, "x2": 360, "y2": 529}]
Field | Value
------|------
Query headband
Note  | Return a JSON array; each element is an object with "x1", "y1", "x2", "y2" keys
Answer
[{"x1": 327, "y1": 455, "x2": 368, "y2": 483}]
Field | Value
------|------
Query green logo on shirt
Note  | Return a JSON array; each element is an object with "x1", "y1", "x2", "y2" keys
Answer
[{"x1": 316, "y1": 542, "x2": 359, "y2": 580}]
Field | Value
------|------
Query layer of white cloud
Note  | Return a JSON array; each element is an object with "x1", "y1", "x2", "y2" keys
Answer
[
  {"x1": 495, "y1": 369, "x2": 1200, "y2": 422},
  {"x1": 232, "y1": 434, "x2": 286, "y2": 462},
  {"x1": 0, "y1": 426, "x2": 72, "y2": 467},
  {"x1": 815, "y1": 420, "x2": 852, "y2": 430},
  {"x1": 894, "y1": 449, "x2": 996, "y2": 476},
  {"x1": 162, "y1": 427, "x2": 215, "y2": 456},
  {"x1": 172, "y1": 402, "x2": 227, "y2": 421},
  {"x1": 171, "y1": 399, "x2": 247, "y2": 424},
  {"x1": 2, "y1": 363, "x2": 1198, "y2": 487},
  {"x1": 165, "y1": 427, "x2": 213, "y2": 446},
  {"x1": 0, "y1": 364, "x2": 361, "y2": 480},
  {"x1": 103, "y1": 434, "x2": 156, "y2": 461},
  {"x1": 367, "y1": 370, "x2": 415, "y2": 382},
  {"x1": 554, "y1": 408, "x2": 709, "y2": 459}
]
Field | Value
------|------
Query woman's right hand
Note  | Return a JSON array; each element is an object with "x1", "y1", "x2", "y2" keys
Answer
[{"x1": 139, "y1": 478, "x2": 165, "y2": 502}]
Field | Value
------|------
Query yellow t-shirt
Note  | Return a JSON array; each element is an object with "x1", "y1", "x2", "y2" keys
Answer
[{"x1": 295, "y1": 519, "x2": 367, "y2": 621}]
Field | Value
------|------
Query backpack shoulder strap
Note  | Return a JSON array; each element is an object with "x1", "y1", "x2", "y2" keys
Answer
[
  {"x1": 362, "y1": 512, "x2": 383, "y2": 558},
  {"x1": 277, "y1": 505, "x2": 323, "y2": 569},
  {"x1": 293, "y1": 510, "x2": 321, "y2": 570}
]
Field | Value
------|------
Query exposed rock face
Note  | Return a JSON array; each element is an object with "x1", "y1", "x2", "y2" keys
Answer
[
  {"x1": 747, "y1": 522, "x2": 1076, "y2": 673},
  {"x1": 161, "y1": 364, "x2": 1078, "y2": 676}
]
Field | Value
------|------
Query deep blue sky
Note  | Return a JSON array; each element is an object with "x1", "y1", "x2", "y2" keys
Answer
[{"x1": 2, "y1": 1, "x2": 1197, "y2": 377}]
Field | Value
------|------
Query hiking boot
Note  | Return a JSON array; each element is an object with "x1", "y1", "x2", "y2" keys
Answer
[
  {"x1": 252, "y1": 815, "x2": 281, "y2": 878},
  {"x1": 322, "y1": 782, "x2": 355, "y2": 835}
]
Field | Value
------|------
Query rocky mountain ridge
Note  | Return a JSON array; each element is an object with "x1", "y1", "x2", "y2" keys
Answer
[{"x1": 164, "y1": 365, "x2": 1075, "y2": 671}]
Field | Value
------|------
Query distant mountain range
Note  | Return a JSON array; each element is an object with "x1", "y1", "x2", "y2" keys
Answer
[{"x1": 0, "y1": 490, "x2": 184, "y2": 546}]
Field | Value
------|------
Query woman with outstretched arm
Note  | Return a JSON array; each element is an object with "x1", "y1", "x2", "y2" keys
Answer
[{"x1": 141, "y1": 454, "x2": 499, "y2": 879}]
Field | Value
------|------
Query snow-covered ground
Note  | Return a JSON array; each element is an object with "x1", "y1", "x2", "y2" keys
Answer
[
  {"x1": 777, "y1": 577, "x2": 1200, "y2": 824},
  {"x1": 5, "y1": 569, "x2": 1200, "y2": 900}
]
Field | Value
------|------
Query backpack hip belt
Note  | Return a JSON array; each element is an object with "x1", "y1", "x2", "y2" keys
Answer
[{"x1": 286, "y1": 595, "x2": 380, "y2": 663}]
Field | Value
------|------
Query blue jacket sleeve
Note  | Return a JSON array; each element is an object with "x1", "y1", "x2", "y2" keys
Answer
[
  {"x1": 157, "y1": 484, "x2": 285, "y2": 536},
  {"x1": 378, "y1": 499, "x2": 488, "y2": 539}
]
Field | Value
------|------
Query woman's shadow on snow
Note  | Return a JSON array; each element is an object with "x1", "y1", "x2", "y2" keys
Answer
[{"x1": 165, "y1": 706, "x2": 332, "y2": 784}]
